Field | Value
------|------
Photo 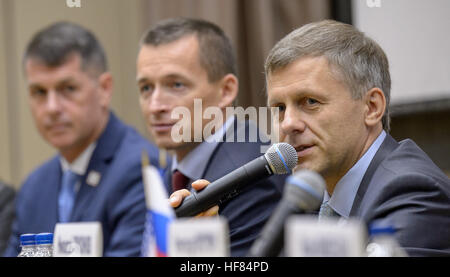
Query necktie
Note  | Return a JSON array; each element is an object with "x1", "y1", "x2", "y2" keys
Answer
[
  {"x1": 171, "y1": 170, "x2": 189, "y2": 192},
  {"x1": 318, "y1": 200, "x2": 338, "y2": 221},
  {"x1": 58, "y1": 170, "x2": 79, "y2": 222}
]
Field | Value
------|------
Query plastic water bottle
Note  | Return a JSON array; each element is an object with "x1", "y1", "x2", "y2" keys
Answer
[
  {"x1": 366, "y1": 223, "x2": 408, "y2": 257},
  {"x1": 17, "y1": 234, "x2": 36, "y2": 257},
  {"x1": 34, "y1": 233, "x2": 54, "y2": 257}
]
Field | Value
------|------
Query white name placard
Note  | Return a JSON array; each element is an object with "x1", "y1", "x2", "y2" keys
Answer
[
  {"x1": 168, "y1": 217, "x2": 229, "y2": 257},
  {"x1": 53, "y1": 222, "x2": 103, "y2": 257},
  {"x1": 285, "y1": 216, "x2": 367, "y2": 257}
]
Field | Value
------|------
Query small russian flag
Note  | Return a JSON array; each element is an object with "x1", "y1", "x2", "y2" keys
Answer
[{"x1": 141, "y1": 162, "x2": 174, "y2": 257}]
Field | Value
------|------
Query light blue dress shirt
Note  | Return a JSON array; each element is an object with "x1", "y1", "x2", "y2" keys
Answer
[
  {"x1": 60, "y1": 142, "x2": 97, "y2": 193},
  {"x1": 325, "y1": 130, "x2": 387, "y2": 219}
]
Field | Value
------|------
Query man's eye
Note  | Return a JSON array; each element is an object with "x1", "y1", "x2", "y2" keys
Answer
[
  {"x1": 31, "y1": 88, "x2": 47, "y2": 97},
  {"x1": 306, "y1": 98, "x2": 319, "y2": 105},
  {"x1": 140, "y1": 84, "x2": 152, "y2": 94},
  {"x1": 62, "y1": 85, "x2": 76, "y2": 93},
  {"x1": 270, "y1": 104, "x2": 285, "y2": 113},
  {"x1": 172, "y1": 81, "x2": 185, "y2": 90}
]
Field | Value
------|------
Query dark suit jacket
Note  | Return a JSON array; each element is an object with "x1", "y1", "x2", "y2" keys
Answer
[
  {"x1": 4, "y1": 112, "x2": 164, "y2": 257},
  {"x1": 0, "y1": 182, "x2": 15, "y2": 256},
  {"x1": 165, "y1": 119, "x2": 287, "y2": 257},
  {"x1": 350, "y1": 134, "x2": 450, "y2": 256}
]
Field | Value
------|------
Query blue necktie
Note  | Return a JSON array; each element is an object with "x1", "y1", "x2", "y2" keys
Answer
[{"x1": 58, "y1": 170, "x2": 78, "y2": 222}]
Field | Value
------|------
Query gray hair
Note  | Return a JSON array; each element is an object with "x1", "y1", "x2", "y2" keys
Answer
[
  {"x1": 140, "y1": 17, "x2": 236, "y2": 83},
  {"x1": 24, "y1": 21, "x2": 108, "y2": 76},
  {"x1": 265, "y1": 20, "x2": 391, "y2": 131}
]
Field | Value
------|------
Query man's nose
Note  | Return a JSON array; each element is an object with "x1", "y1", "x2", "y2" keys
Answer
[
  {"x1": 45, "y1": 91, "x2": 63, "y2": 115},
  {"x1": 148, "y1": 87, "x2": 171, "y2": 114},
  {"x1": 281, "y1": 106, "x2": 306, "y2": 135}
]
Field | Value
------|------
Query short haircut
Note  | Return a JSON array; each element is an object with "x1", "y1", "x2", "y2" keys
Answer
[
  {"x1": 24, "y1": 21, "x2": 108, "y2": 76},
  {"x1": 265, "y1": 20, "x2": 391, "y2": 132},
  {"x1": 140, "y1": 17, "x2": 236, "y2": 83}
]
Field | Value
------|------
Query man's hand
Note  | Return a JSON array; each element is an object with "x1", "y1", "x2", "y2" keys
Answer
[{"x1": 169, "y1": 179, "x2": 219, "y2": 217}]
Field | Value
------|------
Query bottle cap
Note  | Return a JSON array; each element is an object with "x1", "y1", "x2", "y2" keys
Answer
[
  {"x1": 20, "y1": 233, "x2": 36, "y2": 246},
  {"x1": 35, "y1": 233, "x2": 54, "y2": 245}
]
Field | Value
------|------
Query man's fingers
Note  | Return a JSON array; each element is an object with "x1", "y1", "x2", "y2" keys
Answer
[
  {"x1": 169, "y1": 189, "x2": 191, "y2": 208},
  {"x1": 191, "y1": 179, "x2": 210, "y2": 191},
  {"x1": 195, "y1": 205, "x2": 219, "y2": 218},
  {"x1": 169, "y1": 179, "x2": 214, "y2": 214}
]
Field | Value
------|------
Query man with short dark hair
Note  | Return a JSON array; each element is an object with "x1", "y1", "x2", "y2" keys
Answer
[
  {"x1": 265, "y1": 20, "x2": 450, "y2": 256},
  {"x1": 137, "y1": 18, "x2": 286, "y2": 256},
  {"x1": 4, "y1": 21, "x2": 164, "y2": 257}
]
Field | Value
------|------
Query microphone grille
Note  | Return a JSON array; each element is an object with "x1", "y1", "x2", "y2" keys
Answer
[
  {"x1": 285, "y1": 169, "x2": 325, "y2": 211},
  {"x1": 264, "y1": 143, "x2": 298, "y2": 174}
]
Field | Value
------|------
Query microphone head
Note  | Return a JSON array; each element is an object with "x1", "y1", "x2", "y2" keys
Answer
[
  {"x1": 285, "y1": 169, "x2": 325, "y2": 212},
  {"x1": 264, "y1": 143, "x2": 298, "y2": 174}
]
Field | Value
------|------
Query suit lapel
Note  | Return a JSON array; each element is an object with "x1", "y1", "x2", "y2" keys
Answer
[
  {"x1": 47, "y1": 158, "x2": 63, "y2": 224},
  {"x1": 202, "y1": 142, "x2": 236, "y2": 182},
  {"x1": 166, "y1": 119, "x2": 261, "y2": 192},
  {"x1": 202, "y1": 119, "x2": 261, "y2": 182},
  {"x1": 350, "y1": 134, "x2": 399, "y2": 216},
  {"x1": 70, "y1": 112, "x2": 126, "y2": 221},
  {"x1": 202, "y1": 118, "x2": 244, "y2": 182},
  {"x1": 163, "y1": 158, "x2": 173, "y2": 194}
]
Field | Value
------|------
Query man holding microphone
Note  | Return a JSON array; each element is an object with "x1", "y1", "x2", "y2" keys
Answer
[
  {"x1": 136, "y1": 18, "x2": 286, "y2": 256},
  {"x1": 170, "y1": 19, "x2": 450, "y2": 256}
]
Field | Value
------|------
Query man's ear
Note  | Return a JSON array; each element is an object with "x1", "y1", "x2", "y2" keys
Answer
[
  {"x1": 97, "y1": 72, "x2": 113, "y2": 108},
  {"x1": 364, "y1": 87, "x2": 386, "y2": 127},
  {"x1": 217, "y1": 73, "x2": 238, "y2": 108}
]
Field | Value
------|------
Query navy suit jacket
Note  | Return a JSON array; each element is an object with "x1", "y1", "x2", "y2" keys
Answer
[
  {"x1": 0, "y1": 182, "x2": 15, "y2": 256},
  {"x1": 350, "y1": 134, "x2": 450, "y2": 256},
  {"x1": 165, "y1": 119, "x2": 287, "y2": 257},
  {"x1": 4, "y1": 112, "x2": 164, "y2": 257}
]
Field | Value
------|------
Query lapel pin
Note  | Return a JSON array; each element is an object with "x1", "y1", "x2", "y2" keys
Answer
[{"x1": 86, "y1": 170, "x2": 101, "y2": 187}]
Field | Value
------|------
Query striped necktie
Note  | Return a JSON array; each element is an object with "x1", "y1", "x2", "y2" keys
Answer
[{"x1": 318, "y1": 201, "x2": 338, "y2": 221}]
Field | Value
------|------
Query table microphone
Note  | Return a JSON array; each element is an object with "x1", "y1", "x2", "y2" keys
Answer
[{"x1": 247, "y1": 169, "x2": 325, "y2": 257}]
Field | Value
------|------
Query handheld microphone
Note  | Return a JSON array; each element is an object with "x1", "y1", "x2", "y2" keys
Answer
[
  {"x1": 174, "y1": 143, "x2": 298, "y2": 217},
  {"x1": 247, "y1": 169, "x2": 325, "y2": 257}
]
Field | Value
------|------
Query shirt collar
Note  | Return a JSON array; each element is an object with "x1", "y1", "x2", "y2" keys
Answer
[
  {"x1": 327, "y1": 130, "x2": 387, "y2": 218},
  {"x1": 171, "y1": 116, "x2": 235, "y2": 182},
  {"x1": 60, "y1": 143, "x2": 97, "y2": 176}
]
